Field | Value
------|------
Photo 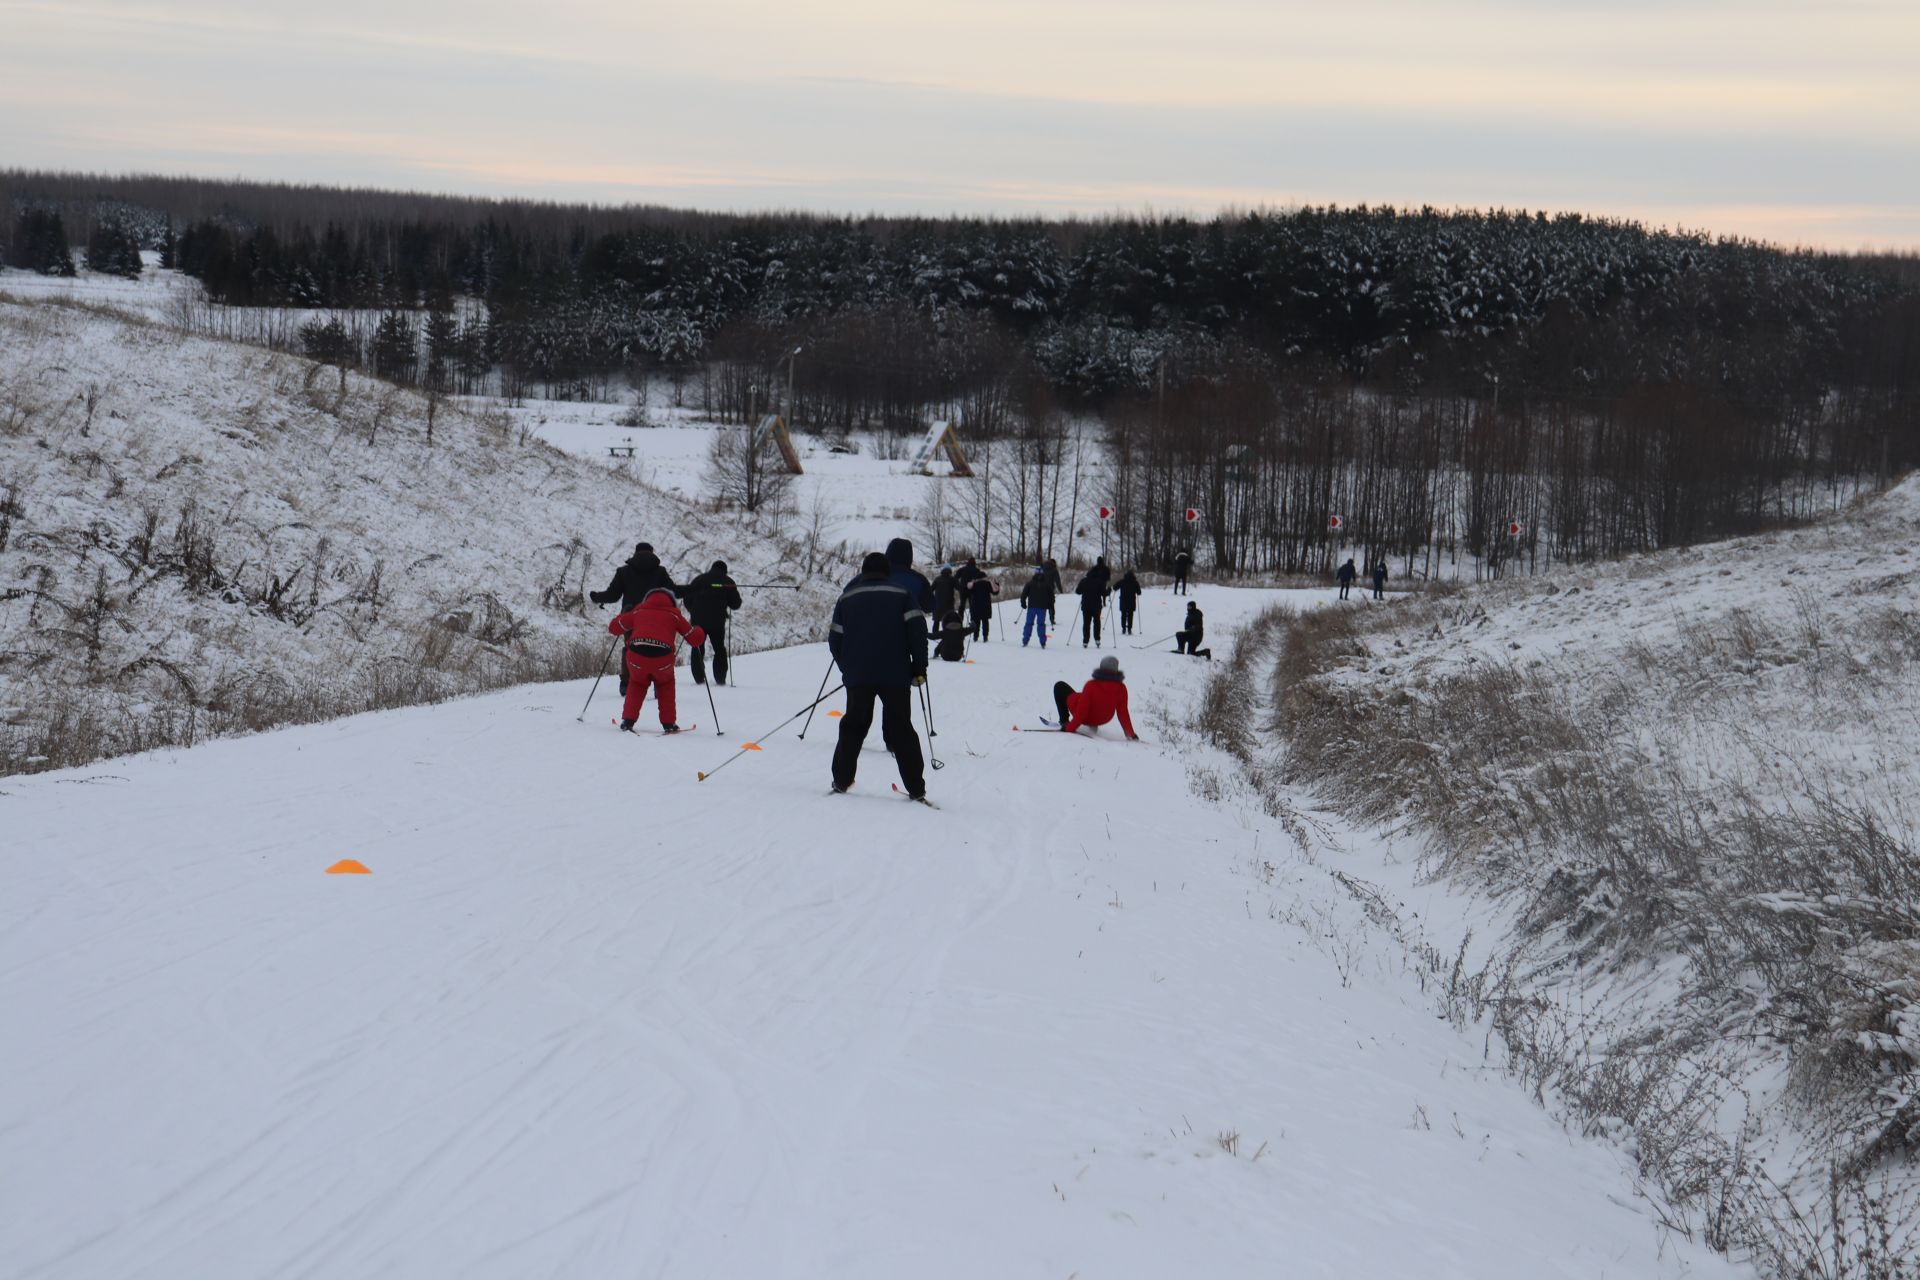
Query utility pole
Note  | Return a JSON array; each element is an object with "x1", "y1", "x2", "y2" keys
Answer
[{"x1": 784, "y1": 345, "x2": 802, "y2": 427}]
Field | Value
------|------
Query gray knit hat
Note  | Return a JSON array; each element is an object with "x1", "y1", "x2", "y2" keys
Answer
[{"x1": 1097, "y1": 655, "x2": 1122, "y2": 676}]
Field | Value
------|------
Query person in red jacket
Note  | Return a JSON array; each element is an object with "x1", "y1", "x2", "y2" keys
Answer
[
  {"x1": 1051, "y1": 656, "x2": 1139, "y2": 739},
  {"x1": 607, "y1": 588, "x2": 705, "y2": 732}
]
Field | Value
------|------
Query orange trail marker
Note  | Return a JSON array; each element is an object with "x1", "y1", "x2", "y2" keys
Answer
[
  {"x1": 327, "y1": 859, "x2": 371, "y2": 875},
  {"x1": 827, "y1": 710, "x2": 842, "y2": 718}
]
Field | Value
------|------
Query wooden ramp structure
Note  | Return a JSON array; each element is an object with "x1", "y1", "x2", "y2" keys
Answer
[
  {"x1": 906, "y1": 420, "x2": 973, "y2": 477},
  {"x1": 752, "y1": 414, "x2": 804, "y2": 474}
]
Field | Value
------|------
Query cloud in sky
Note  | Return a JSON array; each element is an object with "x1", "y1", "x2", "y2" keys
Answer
[{"x1": 2, "y1": 0, "x2": 1915, "y2": 248}]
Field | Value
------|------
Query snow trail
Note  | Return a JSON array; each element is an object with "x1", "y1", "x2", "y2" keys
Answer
[{"x1": 3, "y1": 589, "x2": 1747, "y2": 1278}]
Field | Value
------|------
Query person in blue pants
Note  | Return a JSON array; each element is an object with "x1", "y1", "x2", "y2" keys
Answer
[{"x1": 1019, "y1": 566, "x2": 1054, "y2": 647}]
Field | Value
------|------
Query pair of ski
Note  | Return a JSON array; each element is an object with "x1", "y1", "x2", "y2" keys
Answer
[
  {"x1": 828, "y1": 782, "x2": 940, "y2": 809},
  {"x1": 613, "y1": 719, "x2": 698, "y2": 736}
]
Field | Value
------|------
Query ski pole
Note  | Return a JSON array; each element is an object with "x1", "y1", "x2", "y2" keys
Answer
[
  {"x1": 700, "y1": 646, "x2": 722, "y2": 733},
  {"x1": 576, "y1": 635, "x2": 622, "y2": 720},
  {"x1": 920, "y1": 672, "x2": 937, "y2": 738},
  {"x1": 1133, "y1": 632, "x2": 1180, "y2": 650},
  {"x1": 919, "y1": 680, "x2": 944, "y2": 770},
  {"x1": 698, "y1": 683, "x2": 844, "y2": 782},
  {"x1": 796, "y1": 651, "x2": 838, "y2": 740},
  {"x1": 734, "y1": 582, "x2": 802, "y2": 590}
]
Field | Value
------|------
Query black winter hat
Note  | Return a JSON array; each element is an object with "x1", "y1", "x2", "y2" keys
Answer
[
  {"x1": 886, "y1": 538, "x2": 914, "y2": 568},
  {"x1": 862, "y1": 551, "x2": 892, "y2": 575},
  {"x1": 710, "y1": 560, "x2": 728, "y2": 576},
  {"x1": 634, "y1": 542, "x2": 653, "y2": 557}
]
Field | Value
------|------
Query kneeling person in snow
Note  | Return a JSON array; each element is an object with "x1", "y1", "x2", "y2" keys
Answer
[
  {"x1": 1052, "y1": 656, "x2": 1139, "y2": 739},
  {"x1": 829, "y1": 551, "x2": 930, "y2": 798},
  {"x1": 935, "y1": 610, "x2": 969, "y2": 662},
  {"x1": 608, "y1": 588, "x2": 705, "y2": 733}
]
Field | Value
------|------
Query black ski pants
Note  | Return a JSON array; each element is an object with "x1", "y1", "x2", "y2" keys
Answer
[
  {"x1": 1174, "y1": 569, "x2": 1188, "y2": 595},
  {"x1": 833, "y1": 683, "x2": 925, "y2": 796},
  {"x1": 690, "y1": 621, "x2": 729, "y2": 684},
  {"x1": 1053, "y1": 680, "x2": 1074, "y2": 726},
  {"x1": 1119, "y1": 606, "x2": 1135, "y2": 635},
  {"x1": 969, "y1": 604, "x2": 991, "y2": 641},
  {"x1": 1080, "y1": 603, "x2": 1102, "y2": 646}
]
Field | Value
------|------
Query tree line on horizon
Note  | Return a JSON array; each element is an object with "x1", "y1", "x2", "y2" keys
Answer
[{"x1": 3, "y1": 170, "x2": 1916, "y2": 575}]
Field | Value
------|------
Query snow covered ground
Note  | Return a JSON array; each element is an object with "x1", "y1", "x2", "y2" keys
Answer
[{"x1": 3, "y1": 588, "x2": 1747, "y2": 1279}]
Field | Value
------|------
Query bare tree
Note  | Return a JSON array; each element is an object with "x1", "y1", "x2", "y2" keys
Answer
[
  {"x1": 915, "y1": 479, "x2": 957, "y2": 567},
  {"x1": 705, "y1": 423, "x2": 795, "y2": 513}
]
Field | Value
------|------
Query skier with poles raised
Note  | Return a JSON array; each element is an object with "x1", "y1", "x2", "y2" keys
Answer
[
  {"x1": 1115, "y1": 568, "x2": 1142, "y2": 635},
  {"x1": 828, "y1": 551, "x2": 929, "y2": 801},
  {"x1": 681, "y1": 560, "x2": 743, "y2": 686},
  {"x1": 1019, "y1": 565, "x2": 1054, "y2": 648},
  {"x1": 1050, "y1": 656, "x2": 1140, "y2": 739},
  {"x1": 608, "y1": 588, "x2": 705, "y2": 733}
]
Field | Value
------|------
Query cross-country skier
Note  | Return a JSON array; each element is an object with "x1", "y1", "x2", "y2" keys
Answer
[
  {"x1": 931, "y1": 565, "x2": 959, "y2": 628},
  {"x1": 1371, "y1": 560, "x2": 1388, "y2": 600},
  {"x1": 1337, "y1": 557, "x2": 1357, "y2": 600},
  {"x1": 1020, "y1": 566, "x2": 1054, "y2": 647},
  {"x1": 1115, "y1": 569, "x2": 1142, "y2": 635},
  {"x1": 965, "y1": 572, "x2": 999, "y2": 641},
  {"x1": 592, "y1": 542, "x2": 680, "y2": 693},
  {"x1": 680, "y1": 560, "x2": 743, "y2": 686},
  {"x1": 1074, "y1": 570, "x2": 1109, "y2": 647},
  {"x1": 1051, "y1": 656, "x2": 1140, "y2": 739},
  {"x1": 608, "y1": 588, "x2": 704, "y2": 732},
  {"x1": 1043, "y1": 557, "x2": 1063, "y2": 624},
  {"x1": 1173, "y1": 549, "x2": 1192, "y2": 595},
  {"x1": 828, "y1": 551, "x2": 929, "y2": 800},
  {"x1": 1174, "y1": 600, "x2": 1211, "y2": 659}
]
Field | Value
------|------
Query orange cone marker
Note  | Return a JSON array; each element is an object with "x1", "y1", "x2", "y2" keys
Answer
[{"x1": 326, "y1": 859, "x2": 371, "y2": 875}]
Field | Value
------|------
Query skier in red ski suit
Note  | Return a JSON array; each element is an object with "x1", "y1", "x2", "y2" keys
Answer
[
  {"x1": 608, "y1": 588, "x2": 705, "y2": 731},
  {"x1": 1052, "y1": 656, "x2": 1139, "y2": 739}
]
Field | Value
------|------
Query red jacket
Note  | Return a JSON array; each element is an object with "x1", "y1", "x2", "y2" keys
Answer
[
  {"x1": 609, "y1": 590, "x2": 705, "y2": 657},
  {"x1": 1065, "y1": 674, "x2": 1136, "y2": 738}
]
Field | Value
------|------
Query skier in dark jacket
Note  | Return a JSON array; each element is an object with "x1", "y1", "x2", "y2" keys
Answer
[
  {"x1": 1115, "y1": 570, "x2": 1142, "y2": 635},
  {"x1": 592, "y1": 542, "x2": 679, "y2": 693},
  {"x1": 1370, "y1": 560, "x2": 1388, "y2": 600},
  {"x1": 1074, "y1": 571, "x2": 1109, "y2": 647},
  {"x1": 828, "y1": 551, "x2": 929, "y2": 799},
  {"x1": 1019, "y1": 567, "x2": 1054, "y2": 647},
  {"x1": 1052, "y1": 656, "x2": 1140, "y2": 739},
  {"x1": 1043, "y1": 557, "x2": 1063, "y2": 624},
  {"x1": 955, "y1": 557, "x2": 985, "y2": 596},
  {"x1": 1337, "y1": 557, "x2": 1357, "y2": 600},
  {"x1": 1173, "y1": 549, "x2": 1192, "y2": 595},
  {"x1": 965, "y1": 573, "x2": 1000, "y2": 641},
  {"x1": 935, "y1": 610, "x2": 969, "y2": 662},
  {"x1": 931, "y1": 566, "x2": 959, "y2": 626},
  {"x1": 1174, "y1": 601, "x2": 1210, "y2": 658},
  {"x1": 592, "y1": 542, "x2": 678, "y2": 612},
  {"x1": 680, "y1": 559, "x2": 743, "y2": 685}
]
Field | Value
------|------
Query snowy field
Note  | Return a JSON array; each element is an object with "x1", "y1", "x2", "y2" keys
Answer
[{"x1": 2, "y1": 588, "x2": 1746, "y2": 1279}]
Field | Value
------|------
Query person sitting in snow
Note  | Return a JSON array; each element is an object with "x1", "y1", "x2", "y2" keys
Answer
[
  {"x1": 1051, "y1": 656, "x2": 1140, "y2": 739},
  {"x1": 608, "y1": 587, "x2": 704, "y2": 733},
  {"x1": 935, "y1": 609, "x2": 969, "y2": 662}
]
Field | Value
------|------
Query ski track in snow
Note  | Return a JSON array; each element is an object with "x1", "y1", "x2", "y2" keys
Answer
[{"x1": 2, "y1": 589, "x2": 1749, "y2": 1279}]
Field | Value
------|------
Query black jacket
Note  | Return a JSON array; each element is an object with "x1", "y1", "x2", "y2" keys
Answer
[
  {"x1": 1182, "y1": 604, "x2": 1204, "y2": 640},
  {"x1": 965, "y1": 576, "x2": 999, "y2": 611},
  {"x1": 1337, "y1": 560, "x2": 1357, "y2": 584},
  {"x1": 1074, "y1": 574, "x2": 1107, "y2": 609},
  {"x1": 830, "y1": 569, "x2": 929, "y2": 686},
  {"x1": 1020, "y1": 572, "x2": 1055, "y2": 610},
  {"x1": 1084, "y1": 560, "x2": 1112, "y2": 595},
  {"x1": 1371, "y1": 563, "x2": 1388, "y2": 587},
  {"x1": 681, "y1": 560, "x2": 744, "y2": 627},
  {"x1": 931, "y1": 569, "x2": 959, "y2": 616},
  {"x1": 935, "y1": 612, "x2": 968, "y2": 662},
  {"x1": 592, "y1": 552, "x2": 677, "y2": 611},
  {"x1": 1116, "y1": 572, "x2": 1142, "y2": 608}
]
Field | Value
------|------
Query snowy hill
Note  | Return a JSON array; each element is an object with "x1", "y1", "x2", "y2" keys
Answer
[
  {"x1": 0, "y1": 591, "x2": 1747, "y2": 1278},
  {"x1": 1269, "y1": 479, "x2": 1920, "y2": 1272},
  {"x1": 0, "y1": 292, "x2": 842, "y2": 774}
]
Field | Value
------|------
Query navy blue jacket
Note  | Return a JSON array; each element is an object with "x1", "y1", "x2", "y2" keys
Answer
[{"x1": 830, "y1": 570, "x2": 929, "y2": 686}]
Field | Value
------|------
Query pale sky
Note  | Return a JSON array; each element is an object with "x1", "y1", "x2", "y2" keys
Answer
[{"x1": 3, "y1": 0, "x2": 1916, "y2": 249}]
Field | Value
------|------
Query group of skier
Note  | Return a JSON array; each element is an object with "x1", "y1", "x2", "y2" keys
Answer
[
  {"x1": 589, "y1": 542, "x2": 743, "y2": 733},
  {"x1": 1012, "y1": 557, "x2": 1148, "y2": 649}
]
